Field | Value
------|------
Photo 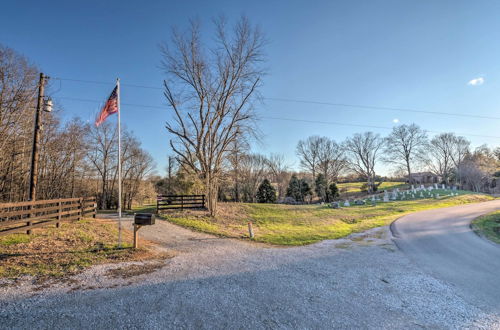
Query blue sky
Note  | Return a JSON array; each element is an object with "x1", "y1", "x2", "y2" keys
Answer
[{"x1": 2, "y1": 0, "x2": 500, "y2": 175}]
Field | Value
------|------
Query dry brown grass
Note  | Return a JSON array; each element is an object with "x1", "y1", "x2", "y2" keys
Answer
[{"x1": 0, "y1": 219, "x2": 169, "y2": 280}]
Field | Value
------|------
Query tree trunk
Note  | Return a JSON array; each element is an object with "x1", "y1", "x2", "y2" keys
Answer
[
  {"x1": 205, "y1": 175, "x2": 219, "y2": 217},
  {"x1": 101, "y1": 177, "x2": 106, "y2": 210},
  {"x1": 406, "y1": 162, "x2": 412, "y2": 185}
]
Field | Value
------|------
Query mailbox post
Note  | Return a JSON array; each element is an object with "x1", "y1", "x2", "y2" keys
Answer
[{"x1": 133, "y1": 213, "x2": 155, "y2": 248}]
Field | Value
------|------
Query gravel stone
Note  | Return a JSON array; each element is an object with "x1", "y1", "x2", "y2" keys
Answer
[{"x1": 0, "y1": 218, "x2": 498, "y2": 329}]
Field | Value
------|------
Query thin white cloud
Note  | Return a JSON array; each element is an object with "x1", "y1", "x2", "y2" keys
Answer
[
  {"x1": 392, "y1": 118, "x2": 399, "y2": 123},
  {"x1": 468, "y1": 77, "x2": 484, "y2": 86}
]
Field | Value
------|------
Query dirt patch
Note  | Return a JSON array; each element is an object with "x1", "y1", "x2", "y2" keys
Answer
[
  {"x1": 334, "y1": 242, "x2": 352, "y2": 249},
  {"x1": 104, "y1": 260, "x2": 170, "y2": 279},
  {"x1": 161, "y1": 203, "x2": 250, "y2": 227}
]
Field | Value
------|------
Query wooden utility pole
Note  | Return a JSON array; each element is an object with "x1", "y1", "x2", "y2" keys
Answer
[{"x1": 28, "y1": 73, "x2": 46, "y2": 201}]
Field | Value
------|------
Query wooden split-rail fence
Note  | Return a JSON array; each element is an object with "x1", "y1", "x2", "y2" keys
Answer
[
  {"x1": 157, "y1": 194, "x2": 205, "y2": 212},
  {"x1": 0, "y1": 197, "x2": 96, "y2": 236}
]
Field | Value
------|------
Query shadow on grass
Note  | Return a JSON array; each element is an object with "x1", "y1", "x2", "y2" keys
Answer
[{"x1": 0, "y1": 246, "x2": 135, "y2": 260}]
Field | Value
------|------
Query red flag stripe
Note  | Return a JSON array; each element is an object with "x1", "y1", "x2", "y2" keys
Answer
[{"x1": 95, "y1": 86, "x2": 118, "y2": 127}]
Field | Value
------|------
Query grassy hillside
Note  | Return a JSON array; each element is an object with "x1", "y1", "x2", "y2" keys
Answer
[
  {"x1": 162, "y1": 190, "x2": 492, "y2": 246},
  {"x1": 472, "y1": 211, "x2": 500, "y2": 244},
  {"x1": 337, "y1": 181, "x2": 407, "y2": 193}
]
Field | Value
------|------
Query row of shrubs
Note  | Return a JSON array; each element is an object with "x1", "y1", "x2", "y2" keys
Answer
[{"x1": 256, "y1": 174, "x2": 340, "y2": 204}]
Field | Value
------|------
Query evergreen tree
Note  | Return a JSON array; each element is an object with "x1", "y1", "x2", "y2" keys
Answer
[
  {"x1": 329, "y1": 182, "x2": 339, "y2": 200},
  {"x1": 286, "y1": 175, "x2": 302, "y2": 201},
  {"x1": 315, "y1": 174, "x2": 328, "y2": 202},
  {"x1": 286, "y1": 175, "x2": 312, "y2": 203},
  {"x1": 256, "y1": 179, "x2": 277, "y2": 203},
  {"x1": 300, "y1": 179, "x2": 312, "y2": 202}
]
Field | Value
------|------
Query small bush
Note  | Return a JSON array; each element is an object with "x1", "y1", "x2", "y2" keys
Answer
[{"x1": 279, "y1": 196, "x2": 297, "y2": 204}]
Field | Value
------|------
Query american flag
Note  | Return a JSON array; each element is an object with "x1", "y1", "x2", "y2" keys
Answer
[{"x1": 95, "y1": 85, "x2": 119, "y2": 127}]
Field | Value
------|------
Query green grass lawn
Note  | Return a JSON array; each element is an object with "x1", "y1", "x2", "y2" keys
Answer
[
  {"x1": 472, "y1": 211, "x2": 500, "y2": 244},
  {"x1": 337, "y1": 181, "x2": 407, "y2": 193},
  {"x1": 130, "y1": 204, "x2": 156, "y2": 214},
  {"x1": 159, "y1": 190, "x2": 493, "y2": 246}
]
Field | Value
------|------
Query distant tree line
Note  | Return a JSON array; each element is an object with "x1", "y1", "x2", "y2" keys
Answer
[
  {"x1": 0, "y1": 45, "x2": 156, "y2": 208},
  {"x1": 159, "y1": 123, "x2": 500, "y2": 208},
  {"x1": 294, "y1": 126, "x2": 500, "y2": 196}
]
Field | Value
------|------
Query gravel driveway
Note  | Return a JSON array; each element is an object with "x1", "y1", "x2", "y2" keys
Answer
[{"x1": 1, "y1": 213, "x2": 499, "y2": 329}]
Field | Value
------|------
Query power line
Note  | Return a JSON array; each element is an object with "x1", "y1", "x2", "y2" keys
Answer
[
  {"x1": 52, "y1": 76, "x2": 500, "y2": 121},
  {"x1": 57, "y1": 96, "x2": 165, "y2": 110},
  {"x1": 264, "y1": 97, "x2": 500, "y2": 121},
  {"x1": 54, "y1": 95, "x2": 500, "y2": 140},
  {"x1": 53, "y1": 77, "x2": 163, "y2": 90},
  {"x1": 262, "y1": 116, "x2": 500, "y2": 140}
]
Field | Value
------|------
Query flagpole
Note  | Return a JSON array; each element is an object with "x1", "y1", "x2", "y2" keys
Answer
[{"x1": 117, "y1": 78, "x2": 122, "y2": 247}]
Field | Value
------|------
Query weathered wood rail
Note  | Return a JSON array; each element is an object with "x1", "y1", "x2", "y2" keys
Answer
[
  {"x1": 0, "y1": 197, "x2": 96, "y2": 236},
  {"x1": 157, "y1": 194, "x2": 205, "y2": 212}
]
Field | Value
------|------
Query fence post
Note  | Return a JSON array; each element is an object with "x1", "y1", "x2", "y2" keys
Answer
[
  {"x1": 181, "y1": 195, "x2": 184, "y2": 211},
  {"x1": 27, "y1": 204, "x2": 33, "y2": 235},
  {"x1": 78, "y1": 197, "x2": 83, "y2": 220},
  {"x1": 93, "y1": 199, "x2": 97, "y2": 218},
  {"x1": 202, "y1": 195, "x2": 205, "y2": 208},
  {"x1": 56, "y1": 201, "x2": 62, "y2": 228},
  {"x1": 248, "y1": 221, "x2": 254, "y2": 238}
]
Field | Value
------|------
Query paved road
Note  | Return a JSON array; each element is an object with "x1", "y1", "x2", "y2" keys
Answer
[{"x1": 392, "y1": 199, "x2": 500, "y2": 315}]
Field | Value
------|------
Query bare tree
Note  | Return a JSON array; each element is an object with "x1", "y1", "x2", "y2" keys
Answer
[
  {"x1": 86, "y1": 121, "x2": 118, "y2": 209},
  {"x1": 296, "y1": 136, "x2": 321, "y2": 181},
  {"x1": 265, "y1": 153, "x2": 290, "y2": 199},
  {"x1": 121, "y1": 136, "x2": 156, "y2": 209},
  {"x1": 165, "y1": 155, "x2": 179, "y2": 194},
  {"x1": 450, "y1": 136, "x2": 470, "y2": 187},
  {"x1": 317, "y1": 138, "x2": 346, "y2": 183},
  {"x1": 161, "y1": 17, "x2": 265, "y2": 216},
  {"x1": 384, "y1": 124, "x2": 428, "y2": 183},
  {"x1": 450, "y1": 136, "x2": 471, "y2": 167},
  {"x1": 494, "y1": 147, "x2": 500, "y2": 162},
  {"x1": 0, "y1": 45, "x2": 37, "y2": 151},
  {"x1": 37, "y1": 117, "x2": 91, "y2": 199},
  {"x1": 227, "y1": 137, "x2": 249, "y2": 202},
  {"x1": 457, "y1": 160, "x2": 485, "y2": 192},
  {"x1": 457, "y1": 145, "x2": 498, "y2": 192},
  {"x1": 343, "y1": 132, "x2": 384, "y2": 193},
  {"x1": 0, "y1": 45, "x2": 38, "y2": 201},
  {"x1": 239, "y1": 153, "x2": 268, "y2": 202},
  {"x1": 427, "y1": 133, "x2": 455, "y2": 184}
]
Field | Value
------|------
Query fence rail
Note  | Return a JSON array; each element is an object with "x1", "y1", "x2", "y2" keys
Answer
[
  {"x1": 157, "y1": 194, "x2": 205, "y2": 212},
  {"x1": 0, "y1": 197, "x2": 96, "y2": 236}
]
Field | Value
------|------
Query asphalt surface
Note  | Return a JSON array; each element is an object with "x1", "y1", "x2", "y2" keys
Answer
[{"x1": 392, "y1": 199, "x2": 500, "y2": 315}]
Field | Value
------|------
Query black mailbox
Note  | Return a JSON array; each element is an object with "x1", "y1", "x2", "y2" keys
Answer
[{"x1": 134, "y1": 213, "x2": 155, "y2": 225}]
